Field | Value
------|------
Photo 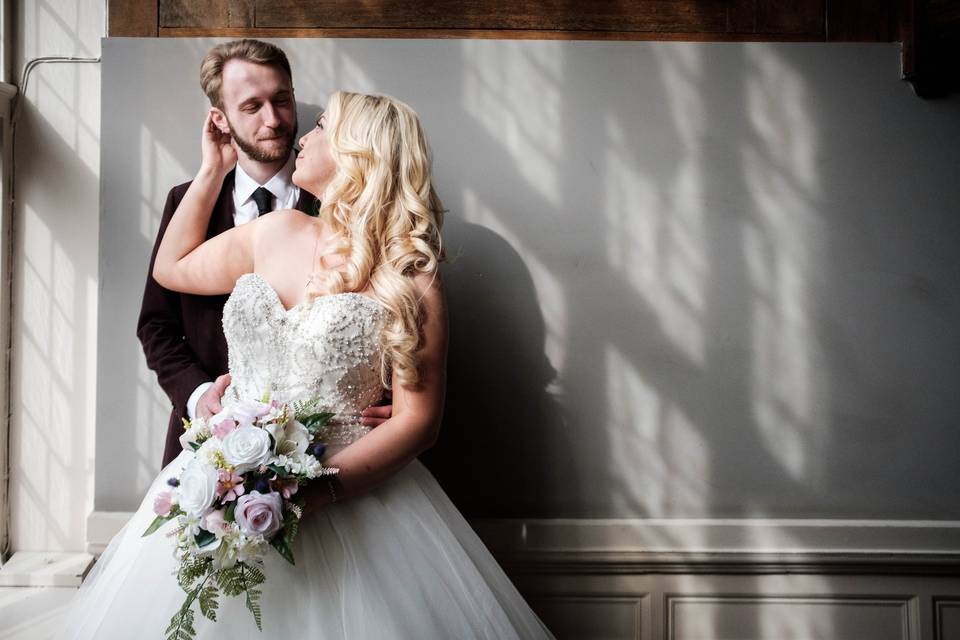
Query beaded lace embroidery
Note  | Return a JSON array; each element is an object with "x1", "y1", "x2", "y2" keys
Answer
[{"x1": 221, "y1": 273, "x2": 389, "y2": 445}]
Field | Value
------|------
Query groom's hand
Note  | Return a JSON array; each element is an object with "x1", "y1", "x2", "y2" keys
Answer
[
  {"x1": 361, "y1": 403, "x2": 392, "y2": 427},
  {"x1": 197, "y1": 373, "x2": 231, "y2": 419}
]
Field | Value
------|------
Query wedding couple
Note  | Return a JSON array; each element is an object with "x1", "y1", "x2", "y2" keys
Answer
[{"x1": 58, "y1": 39, "x2": 554, "y2": 639}]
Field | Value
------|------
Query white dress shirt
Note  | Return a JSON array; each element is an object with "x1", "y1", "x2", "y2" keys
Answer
[
  {"x1": 232, "y1": 154, "x2": 301, "y2": 225},
  {"x1": 186, "y1": 154, "x2": 301, "y2": 420}
]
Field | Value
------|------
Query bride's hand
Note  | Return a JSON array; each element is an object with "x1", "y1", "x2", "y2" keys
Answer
[{"x1": 201, "y1": 109, "x2": 237, "y2": 176}]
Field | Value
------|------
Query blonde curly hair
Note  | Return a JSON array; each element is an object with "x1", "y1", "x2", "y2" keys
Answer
[{"x1": 309, "y1": 91, "x2": 444, "y2": 388}]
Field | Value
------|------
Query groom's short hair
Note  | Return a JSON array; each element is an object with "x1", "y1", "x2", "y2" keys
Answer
[{"x1": 200, "y1": 39, "x2": 293, "y2": 109}]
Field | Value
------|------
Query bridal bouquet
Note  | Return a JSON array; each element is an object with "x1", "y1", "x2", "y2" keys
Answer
[{"x1": 143, "y1": 394, "x2": 338, "y2": 640}]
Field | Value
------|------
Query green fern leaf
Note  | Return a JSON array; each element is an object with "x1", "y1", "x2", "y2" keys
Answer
[
  {"x1": 198, "y1": 583, "x2": 220, "y2": 621},
  {"x1": 245, "y1": 587, "x2": 263, "y2": 631},
  {"x1": 165, "y1": 603, "x2": 196, "y2": 640}
]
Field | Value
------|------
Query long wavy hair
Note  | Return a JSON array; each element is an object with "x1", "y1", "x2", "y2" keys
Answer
[{"x1": 310, "y1": 91, "x2": 444, "y2": 388}]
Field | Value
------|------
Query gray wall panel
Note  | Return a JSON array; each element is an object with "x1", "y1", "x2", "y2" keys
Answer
[{"x1": 99, "y1": 39, "x2": 960, "y2": 520}]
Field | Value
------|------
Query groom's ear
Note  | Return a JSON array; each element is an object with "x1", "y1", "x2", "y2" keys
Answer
[{"x1": 210, "y1": 107, "x2": 230, "y2": 135}]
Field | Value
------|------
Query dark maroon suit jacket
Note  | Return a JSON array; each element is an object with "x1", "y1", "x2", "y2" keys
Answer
[{"x1": 137, "y1": 170, "x2": 316, "y2": 468}]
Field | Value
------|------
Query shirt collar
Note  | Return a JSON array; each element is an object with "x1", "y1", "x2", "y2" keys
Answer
[{"x1": 234, "y1": 153, "x2": 297, "y2": 205}]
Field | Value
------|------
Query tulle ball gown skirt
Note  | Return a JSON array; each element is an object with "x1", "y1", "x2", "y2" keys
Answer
[{"x1": 56, "y1": 450, "x2": 554, "y2": 639}]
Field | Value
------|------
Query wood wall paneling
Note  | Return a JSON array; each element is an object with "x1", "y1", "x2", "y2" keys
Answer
[
  {"x1": 755, "y1": 0, "x2": 825, "y2": 35},
  {"x1": 529, "y1": 597, "x2": 643, "y2": 640},
  {"x1": 161, "y1": 0, "x2": 254, "y2": 29},
  {"x1": 116, "y1": 0, "x2": 901, "y2": 40},
  {"x1": 935, "y1": 600, "x2": 960, "y2": 640},
  {"x1": 668, "y1": 596, "x2": 913, "y2": 640},
  {"x1": 827, "y1": 0, "x2": 896, "y2": 41},
  {"x1": 254, "y1": 0, "x2": 733, "y2": 33},
  {"x1": 108, "y1": 0, "x2": 157, "y2": 37}
]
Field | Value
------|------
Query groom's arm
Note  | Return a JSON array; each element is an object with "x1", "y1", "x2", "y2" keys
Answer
[{"x1": 136, "y1": 183, "x2": 213, "y2": 417}]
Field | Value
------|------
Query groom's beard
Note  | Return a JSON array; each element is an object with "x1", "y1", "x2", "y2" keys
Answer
[{"x1": 228, "y1": 118, "x2": 298, "y2": 164}]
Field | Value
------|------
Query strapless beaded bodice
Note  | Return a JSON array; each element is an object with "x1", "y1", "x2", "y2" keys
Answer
[{"x1": 221, "y1": 273, "x2": 389, "y2": 445}]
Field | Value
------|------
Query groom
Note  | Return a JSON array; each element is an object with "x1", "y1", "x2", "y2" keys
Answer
[{"x1": 138, "y1": 40, "x2": 388, "y2": 468}]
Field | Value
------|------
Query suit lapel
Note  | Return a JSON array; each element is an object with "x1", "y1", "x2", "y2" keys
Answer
[{"x1": 208, "y1": 170, "x2": 237, "y2": 236}]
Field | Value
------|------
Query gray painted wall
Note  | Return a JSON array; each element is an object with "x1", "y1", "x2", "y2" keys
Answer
[{"x1": 99, "y1": 39, "x2": 960, "y2": 521}]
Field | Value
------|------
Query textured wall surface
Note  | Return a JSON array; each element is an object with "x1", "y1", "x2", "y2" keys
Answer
[
  {"x1": 9, "y1": 1, "x2": 103, "y2": 552},
  {"x1": 99, "y1": 39, "x2": 960, "y2": 524}
]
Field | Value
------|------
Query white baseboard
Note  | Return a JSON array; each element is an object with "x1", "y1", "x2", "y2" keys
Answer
[
  {"x1": 87, "y1": 511, "x2": 960, "y2": 566},
  {"x1": 471, "y1": 517, "x2": 960, "y2": 554},
  {"x1": 471, "y1": 518, "x2": 960, "y2": 575}
]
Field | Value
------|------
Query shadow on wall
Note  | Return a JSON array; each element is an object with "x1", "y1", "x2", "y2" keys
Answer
[
  {"x1": 104, "y1": 39, "x2": 960, "y2": 527},
  {"x1": 10, "y1": 5, "x2": 101, "y2": 553},
  {"x1": 422, "y1": 219, "x2": 572, "y2": 517}
]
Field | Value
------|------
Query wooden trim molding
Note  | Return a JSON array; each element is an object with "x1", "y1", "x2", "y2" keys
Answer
[
  {"x1": 111, "y1": 0, "x2": 898, "y2": 43},
  {"x1": 473, "y1": 518, "x2": 960, "y2": 576},
  {"x1": 87, "y1": 513, "x2": 960, "y2": 576},
  {"x1": 108, "y1": 0, "x2": 158, "y2": 37},
  {"x1": 155, "y1": 27, "x2": 828, "y2": 41}
]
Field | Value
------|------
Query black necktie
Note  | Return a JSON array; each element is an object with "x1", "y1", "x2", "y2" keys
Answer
[{"x1": 251, "y1": 187, "x2": 274, "y2": 216}]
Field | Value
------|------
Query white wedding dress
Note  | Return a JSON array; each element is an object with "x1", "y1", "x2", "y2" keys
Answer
[{"x1": 59, "y1": 273, "x2": 554, "y2": 639}]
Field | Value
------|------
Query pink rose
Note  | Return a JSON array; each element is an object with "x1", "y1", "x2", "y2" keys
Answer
[
  {"x1": 234, "y1": 491, "x2": 283, "y2": 538},
  {"x1": 203, "y1": 509, "x2": 229, "y2": 536},
  {"x1": 213, "y1": 419, "x2": 238, "y2": 440},
  {"x1": 153, "y1": 491, "x2": 173, "y2": 517}
]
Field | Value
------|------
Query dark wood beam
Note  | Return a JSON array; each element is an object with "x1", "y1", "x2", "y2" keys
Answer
[{"x1": 108, "y1": 0, "x2": 158, "y2": 37}]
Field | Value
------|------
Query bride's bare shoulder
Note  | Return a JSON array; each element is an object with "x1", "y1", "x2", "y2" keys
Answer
[{"x1": 251, "y1": 208, "x2": 314, "y2": 238}]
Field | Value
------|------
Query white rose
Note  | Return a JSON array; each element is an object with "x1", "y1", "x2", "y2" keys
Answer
[
  {"x1": 221, "y1": 425, "x2": 273, "y2": 474},
  {"x1": 177, "y1": 461, "x2": 219, "y2": 518},
  {"x1": 266, "y1": 419, "x2": 311, "y2": 457}
]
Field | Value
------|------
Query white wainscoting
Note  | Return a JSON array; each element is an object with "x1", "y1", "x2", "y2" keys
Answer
[{"x1": 87, "y1": 514, "x2": 960, "y2": 639}]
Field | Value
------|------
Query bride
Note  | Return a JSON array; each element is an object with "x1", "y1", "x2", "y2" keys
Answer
[{"x1": 59, "y1": 91, "x2": 554, "y2": 639}]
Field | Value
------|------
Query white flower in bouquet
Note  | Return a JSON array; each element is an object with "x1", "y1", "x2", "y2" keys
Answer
[
  {"x1": 195, "y1": 434, "x2": 225, "y2": 467},
  {"x1": 179, "y1": 416, "x2": 212, "y2": 450},
  {"x1": 177, "y1": 461, "x2": 219, "y2": 518},
  {"x1": 262, "y1": 401, "x2": 288, "y2": 424},
  {"x1": 274, "y1": 452, "x2": 330, "y2": 479},
  {"x1": 197, "y1": 523, "x2": 244, "y2": 570},
  {"x1": 221, "y1": 425, "x2": 273, "y2": 474},
  {"x1": 235, "y1": 534, "x2": 269, "y2": 564},
  {"x1": 265, "y1": 418, "x2": 310, "y2": 457}
]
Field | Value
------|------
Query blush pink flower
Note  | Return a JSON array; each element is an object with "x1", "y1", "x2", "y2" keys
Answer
[
  {"x1": 212, "y1": 419, "x2": 238, "y2": 440},
  {"x1": 271, "y1": 476, "x2": 299, "y2": 499},
  {"x1": 153, "y1": 491, "x2": 173, "y2": 517},
  {"x1": 203, "y1": 509, "x2": 229, "y2": 537},
  {"x1": 216, "y1": 469, "x2": 246, "y2": 502},
  {"x1": 234, "y1": 491, "x2": 283, "y2": 538}
]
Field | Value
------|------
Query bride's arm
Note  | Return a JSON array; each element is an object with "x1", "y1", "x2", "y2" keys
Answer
[
  {"x1": 317, "y1": 274, "x2": 448, "y2": 504},
  {"x1": 153, "y1": 110, "x2": 256, "y2": 295}
]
